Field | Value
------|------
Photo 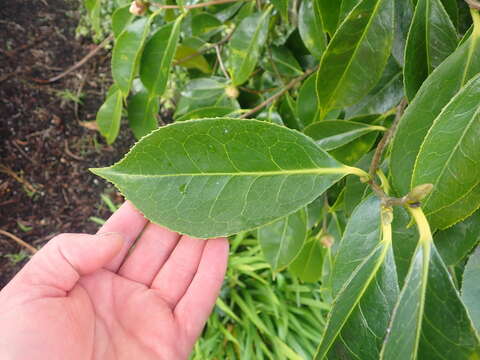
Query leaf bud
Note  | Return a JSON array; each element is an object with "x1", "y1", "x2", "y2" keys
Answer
[
  {"x1": 129, "y1": 1, "x2": 147, "y2": 16},
  {"x1": 406, "y1": 183, "x2": 434, "y2": 205},
  {"x1": 225, "y1": 85, "x2": 239, "y2": 99},
  {"x1": 320, "y1": 234, "x2": 334, "y2": 248}
]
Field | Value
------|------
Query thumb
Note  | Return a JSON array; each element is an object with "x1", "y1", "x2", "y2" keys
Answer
[{"x1": 13, "y1": 233, "x2": 124, "y2": 293}]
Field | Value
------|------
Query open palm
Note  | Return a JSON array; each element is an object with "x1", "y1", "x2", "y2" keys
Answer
[{"x1": 0, "y1": 202, "x2": 228, "y2": 360}]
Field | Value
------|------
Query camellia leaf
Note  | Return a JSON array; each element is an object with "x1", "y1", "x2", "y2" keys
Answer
[
  {"x1": 271, "y1": 0, "x2": 289, "y2": 21},
  {"x1": 227, "y1": 8, "x2": 272, "y2": 86},
  {"x1": 112, "y1": 4, "x2": 134, "y2": 38},
  {"x1": 392, "y1": 0, "x2": 413, "y2": 65},
  {"x1": 403, "y1": 0, "x2": 458, "y2": 101},
  {"x1": 289, "y1": 237, "x2": 325, "y2": 282},
  {"x1": 140, "y1": 16, "x2": 183, "y2": 97},
  {"x1": 263, "y1": 46, "x2": 303, "y2": 78},
  {"x1": 314, "y1": 197, "x2": 398, "y2": 359},
  {"x1": 175, "y1": 106, "x2": 236, "y2": 122},
  {"x1": 190, "y1": 13, "x2": 222, "y2": 40},
  {"x1": 304, "y1": 120, "x2": 385, "y2": 151},
  {"x1": 411, "y1": 73, "x2": 480, "y2": 229},
  {"x1": 315, "y1": 0, "x2": 395, "y2": 115},
  {"x1": 391, "y1": 10, "x2": 480, "y2": 197},
  {"x1": 258, "y1": 208, "x2": 307, "y2": 271},
  {"x1": 173, "y1": 77, "x2": 239, "y2": 119},
  {"x1": 96, "y1": 87, "x2": 123, "y2": 144},
  {"x1": 112, "y1": 17, "x2": 150, "y2": 95},
  {"x1": 317, "y1": 0, "x2": 340, "y2": 36},
  {"x1": 381, "y1": 207, "x2": 480, "y2": 360},
  {"x1": 296, "y1": 74, "x2": 320, "y2": 127},
  {"x1": 435, "y1": 210, "x2": 480, "y2": 266},
  {"x1": 127, "y1": 81, "x2": 159, "y2": 139},
  {"x1": 298, "y1": 0, "x2": 327, "y2": 59},
  {"x1": 462, "y1": 246, "x2": 480, "y2": 334},
  {"x1": 91, "y1": 118, "x2": 366, "y2": 238},
  {"x1": 345, "y1": 56, "x2": 403, "y2": 118},
  {"x1": 175, "y1": 44, "x2": 212, "y2": 74}
]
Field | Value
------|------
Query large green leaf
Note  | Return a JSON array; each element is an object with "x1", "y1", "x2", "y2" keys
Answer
[
  {"x1": 435, "y1": 210, "x2": 480, "y2": 265},
  {"x1": 411, "y1": 73, "x2": 480, "y2": 229},
  {"x1": 298, "y1": 0, "x2": 327, "y2": 59},
  {"x1": 391, "y1": 16, "x2": 480, "y2": 196},
  {"x1": 403, "y1": 0, "x2": 458, "y2": 100},
  {"x1": 91, "y1": 118, "x2": 364, "y2": 238},
  {"x1": 140, "y1": 16, "x2": 183, "y2": 97},
  {"x1": 315, "y1": 0, "x2": 395, "y2": 115},
  {"x1": 127, "y1": 81, "x2": 159, "y2": 139},
  {"x1": 227, "y1": 9, "x2": 272, "y2": 86},
  {"x1": 345, "y1": 56, "x2": 403, "y2": 118},
  {"x1": 314, "y1": 197, "x2": 397, "y2": 359},
  {"x1": 289, "y1": 237, "x2": 325, "y2": 282},
  {"x1": 174, "y1": 77, "x2": 239, "y2": 119},
  {"x1": 96, "y1": 87, "x2": 123, "y2": 144},
  {"x1": 258, "y1": 209, "x2": 307, "y2": 271},
  {"x1": 304, "y1": 120, "x2": 385, "y2": 152},
  {"x1": 381, "y1": 208, "x2": 480, "y2": 360},
  {"x1": 112, "y1": 18, "x2": 150, "y2": 95},
  {"x1": 462, "y1": 246, "x2": 480, "y2": 334}
]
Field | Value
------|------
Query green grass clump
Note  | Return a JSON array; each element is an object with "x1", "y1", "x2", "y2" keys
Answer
[{"x1": 191, "y1": 233, "x2": 329, "y2": 360}]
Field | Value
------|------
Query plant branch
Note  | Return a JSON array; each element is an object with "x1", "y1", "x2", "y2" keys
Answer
[
  {"x1": 368, "y1": 98, "x2": 407, "y2": 179},
  {"x1": 151, "y1": 0, "x2": 252, "y2": 9},
  {"x1": 0, "y1": 229, "x2": 38, "y2": 254},
  {"x1": 214, "y1": 45, "x2": 230, "y2": 79},
  {"x1": 240, "y1": 67, "x2": 317, "y2": 119}
]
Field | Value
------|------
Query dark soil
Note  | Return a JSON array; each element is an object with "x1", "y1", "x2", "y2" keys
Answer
[{"x1": 0, "y1": 0, "x2": 135, "y2": 288}]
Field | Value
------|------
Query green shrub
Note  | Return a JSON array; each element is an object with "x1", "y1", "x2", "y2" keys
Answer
[{"x1": 90, "y1": 0, "x2": 480, "y2": 358}]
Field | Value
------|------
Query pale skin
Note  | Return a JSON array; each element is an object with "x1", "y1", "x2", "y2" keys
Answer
[{"x1": 0, "y1": 202, "x2": 229, "y2": 360}]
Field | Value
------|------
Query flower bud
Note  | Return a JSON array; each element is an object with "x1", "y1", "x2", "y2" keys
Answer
[
  {"x1": 129, "y1": 1, "x2": 147, "y2": 16},
  {"x1": 225, "y1": 85, "x2": 239, "y2": 99}
]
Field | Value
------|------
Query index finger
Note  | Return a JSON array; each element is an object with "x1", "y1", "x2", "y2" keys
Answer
[{"x1": 97, "y1": 201, "x2": 148, "y2": 272}]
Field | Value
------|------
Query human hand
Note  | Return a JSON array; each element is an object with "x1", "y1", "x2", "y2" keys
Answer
[{"x1": 0, "y1": 202, "x2": 228, "y2": 360}]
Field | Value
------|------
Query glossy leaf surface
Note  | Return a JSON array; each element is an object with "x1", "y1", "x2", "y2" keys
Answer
[
  {"x1": 140, "y1": 17, "x2": 183, "y2": 97},
  {"x1": 462, "y1": 246, "x2": 480, "y2": 334},
  {"x1": 296, "y1": 74, "x2": 320, "y2": 127},
  {"x1": 175, "y1": 44, "x2": 212, "y2": 74},
  {"x1": 228, "y1": 9, "x2": 271, "y2": 86},
  {"x1": 345, "y1": 57, "x2": 403, "y2": 118},
  {"x1": 91, "y1": 118, "x2": 356, "y2": 238},
  {"x1": 435, "y1": 211, "x2": 480, "y2": 265},
  {"x1": 263, "y1": 46, "x2": 303, "y2": 78},
  {"x1": 412, "y1": 74, "x2": 480, "y2": 228},
  {"x1": 289, "y1": 237, "x2": 324, "y2": 282},
  {"x1": 317, "y1": 0, "x2": 340, "y2": 35},
  {"x1": 316, "y1": 0, "x2": 395, "y2": 114},
  {"x1": 298, "y1": 0, "x2": 327, "y2": 59},
  {"x1": 112, "y1": 18, "x2": 150, "y2": 95},
  {"x1": 127, "y1": 82, "x2": 159, "y2": 139},
  {"x1": 174, "y1": 78, "x2": 239, "y2": 119},
  {"x1": 382, "y1": 209, "x2": 480, "y2": 359},
  {"x1": 96, "y1": 88, "x2": 123, "y2": 144},
  {"x1": 314, "y1": 197, "x2": 396, "y2": 359},
  {"x1": 304, "y1": 120, "x2": 385, "y2": 152},
  {"x1": 391, "y1": 21, "x2": 480, "y2": 196},
  {"x1": 258, "y1": 209, "x2": 307, "y2": 271},
  {"x1": 112, "y1": 5, "x2": 134, "y2": 38},
  {"x1": 404, "y1": 0, "x2": 458, "y2": 100}
]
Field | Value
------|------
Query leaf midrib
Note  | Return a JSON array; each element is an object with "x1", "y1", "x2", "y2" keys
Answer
[{"x1": 95, "y1": 166, "x2": 351, "y2": 179}]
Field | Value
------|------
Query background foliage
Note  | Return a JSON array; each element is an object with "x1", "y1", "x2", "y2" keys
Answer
[{"x1": 88, "y1": 0, "x2": 480, "y2": 358}]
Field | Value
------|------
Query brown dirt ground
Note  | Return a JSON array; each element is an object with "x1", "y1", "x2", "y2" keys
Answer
[{"x1": 0, "y1": 0, "x2": 136, "y2": 288}]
